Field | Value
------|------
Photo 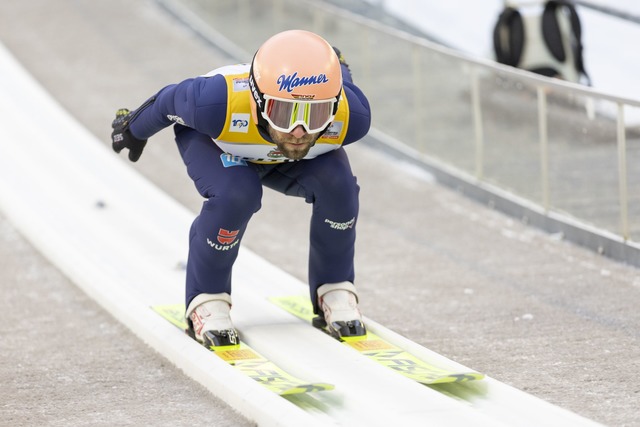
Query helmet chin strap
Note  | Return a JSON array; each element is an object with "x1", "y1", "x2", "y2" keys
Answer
[
  {"x1": 255, "y1": 120, "x2": 275, "y2": 144},
  {"x1": 249, "y1": 57, "x2": 274, "y2": 143}
]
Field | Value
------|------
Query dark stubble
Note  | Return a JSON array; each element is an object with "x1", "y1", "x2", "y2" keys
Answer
[{"x1": 267, "y1": 126, "x2": 321, "y2": 160}]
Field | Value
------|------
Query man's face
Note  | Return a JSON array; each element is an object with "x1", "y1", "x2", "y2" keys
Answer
[{"x1": 267, "y1": 125, "x2": 322, "y2": 160}]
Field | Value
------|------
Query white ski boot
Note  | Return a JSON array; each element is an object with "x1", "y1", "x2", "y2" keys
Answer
[
  {"x1": 314, "y1": 282, "x2": 366, "y2": 339},
  {"x1": 186, "y1": 293, "x2": 239, "y2": 347}
]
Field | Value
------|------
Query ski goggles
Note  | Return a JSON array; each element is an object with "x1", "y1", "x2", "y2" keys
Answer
[{"x1": 260, "y1": 95, "x2": 338, "y2": 134}]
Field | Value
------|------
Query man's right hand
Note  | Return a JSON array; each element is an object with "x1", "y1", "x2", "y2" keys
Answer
[{"x1": 111, "y1": 108, "x2": 148, "y2": 162}]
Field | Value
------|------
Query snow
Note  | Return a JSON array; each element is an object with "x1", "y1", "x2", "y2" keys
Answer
[{"x1": 370, "y1": 0, "x2": 640, "y2": 101}]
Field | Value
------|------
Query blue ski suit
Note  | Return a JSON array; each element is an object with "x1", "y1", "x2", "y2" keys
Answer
[{"x1": 126, "y1": 62, "x2": 371, "y2": 312}]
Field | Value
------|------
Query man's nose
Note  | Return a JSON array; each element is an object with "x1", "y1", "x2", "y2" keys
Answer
[{"x1": 289, "y1": 125, "x2": 307, "y2": 138}]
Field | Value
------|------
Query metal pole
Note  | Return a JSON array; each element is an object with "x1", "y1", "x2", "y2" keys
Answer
[
  {"x1": 273, "y1": 0, "x2": 285, "y2": 33},
  {"x1": 573, "y1": 0, "x2": 640, "y2": 24},
  {"x1": 617, "y1": 102, "x2": 629, "y2": 240},
  {"x1": 362, "y1": 27, "x2": 371, "y2": 97},
  {"x1": 537, "y1": 86, "x2": 550, "y2": 212},
  {"x1": 412, "y1": 44, "x2": 423, "y2": 151},
  {"x1": 470, "y1": 66, "x2": 484, "y2": 180},
  {"x1": 312, "y1": 3, "x2": 324, "y2": 35}
]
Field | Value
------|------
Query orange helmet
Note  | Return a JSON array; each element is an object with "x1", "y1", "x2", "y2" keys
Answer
[{"x1": 249, "y1": 30, "x2": 343, "y2": 134}]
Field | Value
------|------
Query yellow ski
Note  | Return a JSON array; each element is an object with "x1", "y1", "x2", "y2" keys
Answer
[
  {"x1": 270, "y1": 295, "x2": 484, "y2": 385},
  {"x1": 152, "y1": 304, "x2": 334, "y2": 395}
]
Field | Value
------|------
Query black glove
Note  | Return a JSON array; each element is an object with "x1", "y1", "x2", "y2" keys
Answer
[{"x1": 111, "y1": 108, "x2": 148, "y2": 162}]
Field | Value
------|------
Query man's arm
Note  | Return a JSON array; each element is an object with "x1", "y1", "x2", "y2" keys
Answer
[
  {"x1": 333, "y1": 48, "x2": 371, "y2": 145},
  {"x1": 342, "y1": 81, "x2": 372, "y2": 145},
  {"x1": 111, "y1": 74, "x2": 229, "y2": 161}
]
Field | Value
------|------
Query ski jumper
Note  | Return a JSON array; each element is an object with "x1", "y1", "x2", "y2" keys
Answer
[{"x1": 128, "y1": 63, "x2": 371, "y2": 312}]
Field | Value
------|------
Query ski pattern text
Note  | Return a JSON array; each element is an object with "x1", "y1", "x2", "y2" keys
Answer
[
  {"x1": 152, "y1": 303, "x2": 334, "y2": 395},
  {"x1": 270, "y1": 295, "x2": 484, "y2": 385}
]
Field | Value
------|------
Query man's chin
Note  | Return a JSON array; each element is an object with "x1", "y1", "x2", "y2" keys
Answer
[
  {"x1": 268, "y1": 127, "x2": 318, "y2": 160},
  {"x1": 280, "y1": 143, "x2": 311, "y2": 160}
]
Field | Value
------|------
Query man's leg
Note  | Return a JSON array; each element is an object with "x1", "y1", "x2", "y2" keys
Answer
[
  {"x1": 175, "y1": 127, "x2": 262, "y2": 344},
  {"x1": 262, "y1": 148, "x2": 360, "y2": 313}
]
